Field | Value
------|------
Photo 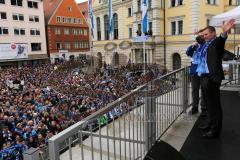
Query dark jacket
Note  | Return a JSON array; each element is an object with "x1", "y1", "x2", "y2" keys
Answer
[{"x1": 206, "y1": 35, "x2": 227, "y2": 83}]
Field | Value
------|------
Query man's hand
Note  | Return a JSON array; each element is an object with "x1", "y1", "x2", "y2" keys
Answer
[
  {"x1": 222, "y1": 19, "x2": 236, "y2": 33},
  {"x1": 192, "y1": 42, "x2": 198, "y2": 47}
]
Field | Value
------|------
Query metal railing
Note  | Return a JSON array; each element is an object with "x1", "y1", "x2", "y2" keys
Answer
[
  {"x1": 46, "y1": 67, "x2": 191, "y2": 160},
  {"x1": 222, "y1": 61, "x2": 240, "y2": 86}
]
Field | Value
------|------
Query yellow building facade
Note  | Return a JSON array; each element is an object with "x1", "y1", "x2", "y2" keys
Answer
[{"x1": 92, "y1": 0, "x2": 240, "y2": 70}]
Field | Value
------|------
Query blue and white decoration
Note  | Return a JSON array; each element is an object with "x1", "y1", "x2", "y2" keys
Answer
[
  {"x1": 141, "y1": 0, "x2": 148, "y2": 35},
  {"x1": 88, "y1": 0, "x2": 94, "y2": 39}
]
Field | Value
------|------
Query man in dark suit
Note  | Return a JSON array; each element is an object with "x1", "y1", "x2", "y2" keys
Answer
[{"x1": 198, "y1": 19, "x2": 235, "y2": 138}]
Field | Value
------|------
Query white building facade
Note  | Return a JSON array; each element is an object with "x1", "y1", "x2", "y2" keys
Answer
[{"x1": 0, "y1": 0, "x2": 48, "y2": 67}]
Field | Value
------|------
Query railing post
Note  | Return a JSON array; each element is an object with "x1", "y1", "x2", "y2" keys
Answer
[
  {"x1": 182, "y1": 67, "x2": 189, "y2": 112},
  {"x1": 238, "y1": 64, "x2": 240, "y2": 85},
  {"x1": 144, "y1": 84, "x2": 156, "y2": 151},
  {"x1": 48, "y1": 139, "x2": 59, "y2": 160},
  {"x1": 229, "y1": 64, "x2": 233, "y2": 84}
]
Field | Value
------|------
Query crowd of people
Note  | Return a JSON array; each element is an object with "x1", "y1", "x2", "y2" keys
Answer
[{"x1": 0, "y1": 60, "x2": 163, "y2": 159}]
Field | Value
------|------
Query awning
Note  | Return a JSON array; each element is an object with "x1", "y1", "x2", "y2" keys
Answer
[{"x1": 210, "y1": 6, "x2": 240, "y2": 26}]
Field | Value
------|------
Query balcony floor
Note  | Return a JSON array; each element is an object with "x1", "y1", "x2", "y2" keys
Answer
[{"x1": 180, "y1": 88, "x2": 240, "y2": 160}]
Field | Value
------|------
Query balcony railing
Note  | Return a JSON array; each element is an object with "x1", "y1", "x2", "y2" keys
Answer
[{"x1": 46, "y1": 67, "x2": 190, "y2": 160}]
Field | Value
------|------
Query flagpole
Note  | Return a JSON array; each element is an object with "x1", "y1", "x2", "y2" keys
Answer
[{"x1": 88, "y1": 0, "x2": 94, "y2": 72}]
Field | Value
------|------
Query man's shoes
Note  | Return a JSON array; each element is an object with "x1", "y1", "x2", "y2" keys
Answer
[
  {"x1": 198, "y1": 124, "x2": 210, "y2": 130},
  {"x1": 191, "y1": 108, "x2": 198, "y2": 115},
  {"x1": 202, "y1": 130, "x2": 220, "y2": 139}
]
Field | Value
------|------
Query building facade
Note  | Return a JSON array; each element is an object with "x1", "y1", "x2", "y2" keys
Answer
[
  {"x1": 92, "y1": 0, "x2": 133, "y2": 68},
  {"x1": 92, "y1": 0, "x2": 240, "y2": 70},
  {"x1": 43, "y1": 0, "x2": 89, "y2": 63},
  {"x1": 0, "y1": 0, "x2": 48, "y2": 67}
]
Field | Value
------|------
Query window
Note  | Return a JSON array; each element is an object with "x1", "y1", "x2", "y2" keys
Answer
[
  {"x1": 129, "y1": 27, "x2": 132, "y2": 38},
  {"x1": 29, "y1": 15, "x2": 39, "y2": 22},
  {"x1": 67, "y1": 6, "x2": 72, "y2": 12},
  {"x1": 12, "y1": 14, "x2": 24, "y2": 21},
  {"x1": 11, "y1": 0, "x2": 23, "y2": 6},
  {"x1": 171, "y1": 0, "x2": 176, "y2": 7},
  {"x1": 237, "y1": 0, "x2": 240, "y2": 5},
  {"x1": 235, "y1": 24, "x2": 240, "y2": 34},
  {"x1": 229, "y1": 0, "x2": 232, "y2": 5},
  {"x1": 207, "y1": 0, "x2": 216, "y2": 5},
  {"x1": 74, "y1": 42, "x2": 79, "y2": 48},
  {"x1": 148, "y1": 22, "x2": 152, "y2": 35},
  {"x1": 84, "y1": 29, "x2": 88, "y2": 36},
  {"x1": 104, "y1": 15, "x2": 109, "y2": 40},
  {"x1": 72, "y1": 28, "x2": 78, "y2": 35},
  {"x1": 171, "y1": 0, "x2": 183, "y2": 7},
  {"x1": 31, "y1": 43, "x2": 41, "y2": 51},
  {"x1": 0, "y1": 0, "x2": 5, "y2": 4},
  {"x1": 171, "y1": 21, "x2": 176, "y2": 35},
  {"x1": 30, "y1": 29, "x2": 40, "y2": 35},
  {"x1": 96, "y1": 17, "x2": 101, "y2": 40},
  {"x1": 28, "y1": 1, "x2": 38, "y2": 8},
  {"x1": 178, "y1": 0, "x2": 183, "y2": 5},
  {"x1": 65, "y1": 42, "x2": 71, "y2": 49},
  {"x1": 178, "y1": 20, "x2": 183, "y2": 35},
  {"x1": 128, "y1": 7, "x2": 132, "y2": 17},
  {"x1": 0, "y1": 27, "x2": 8, "y2": 35},
  {"x1": 0, "y1": 12, "x2": 7, "y2": 20},
  {"x1": 62, "y1": 17, "x2": 66, "y2": 23},
  {"x1": 113, "y1": 13, "x2": 118, "y2": 39},
  {"x1": 56, "y1": 16, "x2": 61, "y2": 23},
  {"x1": 82, "y1": 11, "x2": 86, "y2": 16},
  {"x1": 206, "y1": 19, "x2": 210, "y2": 26},
  {"x1": 148, "y1": 0, "x2": 152, "y2": 10},
  {"x1": 64, "y1": 28, "x2": 70, "y2": 35},
  {"x1": 171, "y1": 19, "x2": 183, "y2": 35},
  {"x1": 137, "y1": 0, "x2": 141, "y2": 12},
  {"x1": 137, "y1": 23, "x2": 141, "y2": 36},
  {"x1": 14, "y1": 28, "x2": 25, "y2": 35},
  {"x1": 56, "y1": 43, "x2": 62, "y2": 49},
  {"x1": 55, "y1": 28, "x2": 61, "y2": 35}
]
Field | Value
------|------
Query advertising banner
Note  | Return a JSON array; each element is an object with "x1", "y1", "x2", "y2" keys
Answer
[{"x1": 0, "y1": 43, "x2": 28, "y2": 60}]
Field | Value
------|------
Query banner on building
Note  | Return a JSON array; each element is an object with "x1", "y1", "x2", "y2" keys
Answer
[{"x1": 0, "y1": 43, "x2": 28, "y2": 60}]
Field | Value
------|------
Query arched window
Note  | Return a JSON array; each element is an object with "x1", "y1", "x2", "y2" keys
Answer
[
  {"x1": 148, "y1": 0, "x2": 152, "y2": 10},
  {"x1": 112, "y1": 52, "x2": 119, "y2": 66},
  {"x1": 172, "y1": 53, "x2": 181, "y2": 70},
  {"x1": 104, "y1": 15, "x2": 109, "y2": 40},
  {"x1": 137, "y1": 0, "x2": 141, "y2": 11},
  {"x1": 97, "y1": 52, "x2": 102, "y2": 68},
  {"x1": 113, "y1": 13, "x2": 118, "y2": 39},
  {"x1": 96, "y1": 17, "x2": 101, "y2": 40}
]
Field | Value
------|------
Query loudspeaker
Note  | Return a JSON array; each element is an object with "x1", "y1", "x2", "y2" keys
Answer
[{"x1": 144, "y1": 140, "x2": 185, "y2": 160}]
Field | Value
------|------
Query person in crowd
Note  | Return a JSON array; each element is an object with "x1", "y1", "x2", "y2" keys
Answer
[
  {"x1": 186, "y1": 29, "x2": 206, "y2": 116},
  {"x1": 197, "y1": 19, "x2": 235, "y2": 138}
]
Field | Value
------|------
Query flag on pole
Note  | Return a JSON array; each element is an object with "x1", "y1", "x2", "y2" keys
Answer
[
  {"x1": 141, "y1": 0, "x2": 148, "y2": 35},
  {"x1": 108, "y1": 0, "x2": 113, "y2": 39},
  {"x1": 88, "y1": 0, "x2": 94, "y2": 39}
]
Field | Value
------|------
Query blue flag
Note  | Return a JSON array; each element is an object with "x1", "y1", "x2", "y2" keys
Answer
[
  {"x1": 108, "y1": 0, "x2": 113, "y2": 38},
  {"x1": 88, "y1": 0, "x2": 94, "y2": 39},
  {"x1": 141, "y1": 0, "x2": 148, "y2": 35}
]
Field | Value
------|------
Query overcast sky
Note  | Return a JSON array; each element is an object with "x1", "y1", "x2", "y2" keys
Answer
[{"x1": 75, "y1": 0, "x2": 87, "y2": 3}]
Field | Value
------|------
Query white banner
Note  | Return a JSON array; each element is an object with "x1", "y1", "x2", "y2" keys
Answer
[
  {"x1": 132, "y1": 36, "x2": 149, "y2": 42},
  {"x1": 0, "y1": 43, "x2": 28, "y2": 59}
]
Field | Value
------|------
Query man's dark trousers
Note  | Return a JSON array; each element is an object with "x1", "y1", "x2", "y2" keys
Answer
[
  {"x1": 191, "y1": 74, "x2": 206, "y2": 112},
  {"x1": 201, "y1": 76, "x2": 222, "y2": 134}
]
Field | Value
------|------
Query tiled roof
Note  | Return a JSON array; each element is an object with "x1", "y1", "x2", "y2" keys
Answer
[
  {"x1": 78, "y1": 1, "x2": 89, "y2": 18},
  {"x1": 43, "y1": 0, "x2": 62, "y2": 23}
]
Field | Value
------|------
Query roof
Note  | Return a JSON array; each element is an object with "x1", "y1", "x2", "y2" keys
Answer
[
  {"x1": 78, "y1": 1, "x2": 88, "y2": 18},
  {"x1": 43, "y1": 0, "x2": 88, "y2": 27},
  {"x1": 43, "y1": 0, "x2": 62, "y2": 23}
]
